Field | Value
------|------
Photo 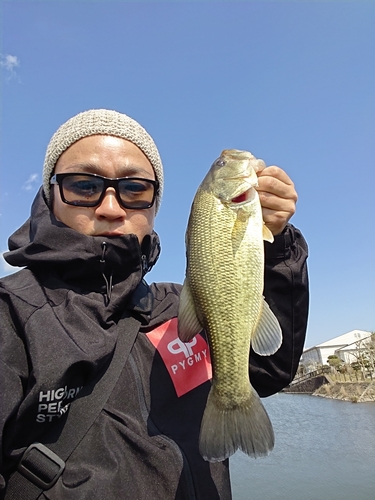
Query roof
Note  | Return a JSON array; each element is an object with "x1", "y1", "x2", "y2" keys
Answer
[
  {"x1": 336, "y1": 334, "x2": 373, "y2": 352},
  {"x1": 304, "y1": 330, "x2": 372, "y2": 352}
]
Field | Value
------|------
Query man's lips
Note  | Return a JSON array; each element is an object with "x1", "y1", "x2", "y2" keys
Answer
[{"x1": 95, "y1": 231, "x2": 125, "y2": 237}]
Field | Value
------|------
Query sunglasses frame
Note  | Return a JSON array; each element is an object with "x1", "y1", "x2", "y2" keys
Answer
[{"x1": 50, "y1": 173, "x2": 159, "y2": 209}]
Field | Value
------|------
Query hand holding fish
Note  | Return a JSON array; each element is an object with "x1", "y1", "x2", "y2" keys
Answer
[{"x1": 256, "y1": 166, "x2": 297, "y2": 235}]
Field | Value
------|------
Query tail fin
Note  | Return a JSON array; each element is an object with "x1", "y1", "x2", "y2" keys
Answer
[{"x1": 199, "y1": 386, "x2": 274, "y2": 462}]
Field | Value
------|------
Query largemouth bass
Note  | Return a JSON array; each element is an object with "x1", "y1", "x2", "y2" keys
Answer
[{"x1": 177, "y1": 149, "x2": 282, "y2": 462}]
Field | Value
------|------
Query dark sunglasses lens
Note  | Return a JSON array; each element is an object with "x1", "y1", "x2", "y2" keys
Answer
[
  {"x1": 62, "y1": 175, "x2": 104, "y2": 206},
  {"x1": 118, "y1": 179, "x2": 155, "y2": 208}
]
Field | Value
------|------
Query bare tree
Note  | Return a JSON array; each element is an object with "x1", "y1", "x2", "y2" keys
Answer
[{"x1": 350, "y1": 333, "x2": 375, "y2": 379}]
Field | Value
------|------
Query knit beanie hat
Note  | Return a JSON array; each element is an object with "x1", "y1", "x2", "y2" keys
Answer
[{"x1": 43, "y1": 109, "x2": 164, "y2": 213}]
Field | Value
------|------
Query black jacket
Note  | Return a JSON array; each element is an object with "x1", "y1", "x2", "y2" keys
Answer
[{"x1": 0, "y1": 189, "x2": 309, "y2": 499}]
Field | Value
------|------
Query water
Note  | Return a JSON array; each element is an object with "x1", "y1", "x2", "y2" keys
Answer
[{"x1": 230, "y1": 393, "x2": 375, "y2": 500}]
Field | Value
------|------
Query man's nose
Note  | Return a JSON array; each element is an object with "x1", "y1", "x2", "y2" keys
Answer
[{"x1": 95, "y1": 188, "x2": 126, "y2": 219}]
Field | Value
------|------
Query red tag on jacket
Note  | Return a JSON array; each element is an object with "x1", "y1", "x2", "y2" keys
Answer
[{"x1": 146, "y1": 318, "x2": 212, "y2": 397}]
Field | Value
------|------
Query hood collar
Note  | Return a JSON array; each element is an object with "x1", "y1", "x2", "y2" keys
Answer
[{"x1": 4, "y1": 188, "x2": 161, "y2": 301}]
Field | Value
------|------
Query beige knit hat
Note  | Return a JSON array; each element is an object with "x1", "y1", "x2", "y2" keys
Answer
[{"x1": 43, "y1": 109, "x2": 164, "y2": 213}]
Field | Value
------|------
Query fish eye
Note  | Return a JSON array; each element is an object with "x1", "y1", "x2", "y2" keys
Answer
[{"x1": 215, "y1": 159, "x2": 226, "y2": 167}]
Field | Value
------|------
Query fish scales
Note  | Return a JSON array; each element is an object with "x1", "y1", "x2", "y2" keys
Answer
[
  {"x1": 188, "y1": 189, "x2": 263, "y2": 403},
  {"x1": 178, "y1": 149, "x2": 283, "y2": 462}
]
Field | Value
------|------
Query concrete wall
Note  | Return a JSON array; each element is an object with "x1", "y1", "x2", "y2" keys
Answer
[{"x1": 283, "y1": 375, "x2": 329, "y2": 394}]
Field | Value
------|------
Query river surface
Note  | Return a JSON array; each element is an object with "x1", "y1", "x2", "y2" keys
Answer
[{"x1": 229, "y1": 393, "x2": 375, "y2": 500}]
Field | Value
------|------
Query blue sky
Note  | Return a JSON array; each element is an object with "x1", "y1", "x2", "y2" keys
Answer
[{"x1": 1, "y1": 0, "x2": 374, "y2": 349}]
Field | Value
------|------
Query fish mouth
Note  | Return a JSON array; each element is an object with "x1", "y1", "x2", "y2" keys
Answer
[{"x1": 231, "y1": 187, "x2": 257, "y2": 205}]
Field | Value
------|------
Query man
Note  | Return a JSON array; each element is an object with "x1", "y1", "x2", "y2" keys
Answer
[{"x1": 0, "y1": 109, "x2": 309, "y2": 499}]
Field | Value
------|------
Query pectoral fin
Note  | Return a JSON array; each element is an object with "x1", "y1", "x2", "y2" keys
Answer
[
  {"x1": 251, "y1": 298, "x2": 282, "y2": 356},
  {"x1": 177, "y1": 278, "x2": 203, "y2": 342},
  {"x1": 262, "y1": 223, "x2": 274, "y2": 243}
]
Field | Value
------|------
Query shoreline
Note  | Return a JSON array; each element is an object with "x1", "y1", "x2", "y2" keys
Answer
[
  {"x1": 283, "y1": 377, "x2": 375, "y2": 403},
  {"x1": 312, "y1": 381, "x2": 375, "y2": 403}
]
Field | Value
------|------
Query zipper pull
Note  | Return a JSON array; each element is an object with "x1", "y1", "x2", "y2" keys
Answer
[{"x1": 141, "y1": 254, "x2": 149, "y2": 276}]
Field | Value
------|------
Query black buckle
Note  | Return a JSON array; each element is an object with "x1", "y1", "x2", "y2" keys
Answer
[{"x1": 17, "y1": 443, "x2": 65, "y2": 490}]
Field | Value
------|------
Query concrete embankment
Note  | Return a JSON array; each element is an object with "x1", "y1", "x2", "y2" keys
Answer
[
  {"x1": 313, "y1": 381, "x2": 375, "y2": 403},
  {"x1": 283, "y1": 376, "x2": 375, "y2": 403},
  {"x1": 284, "y1": 375, "x2": 329, "y2": 394}
]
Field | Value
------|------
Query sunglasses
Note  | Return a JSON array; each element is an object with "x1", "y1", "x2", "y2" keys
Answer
[{"x1": 50, "y1": 173, "x2": 159, "y2": 210}]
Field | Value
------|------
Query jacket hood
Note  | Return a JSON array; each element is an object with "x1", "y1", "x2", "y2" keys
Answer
[{"x1": 4, "y1": 188, "x2": 161, "y2": 303}]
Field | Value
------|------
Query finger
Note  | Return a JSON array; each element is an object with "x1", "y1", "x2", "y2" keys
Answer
[
  {"x1": 257, "y1": 165, "x2": 294, "y2": 186},
  {"x1": 261, "y1": 207, "x2": 293, "y2": 236},
  {"x1": 257, "y1": 177, "x2": 298, "y2": 204},
  {"x1": 259, "y1": 191, "x2": 297, "y2": 215},
  {"x1": 262, "y1": 206, "x2": 293, "y2": 223},
  {"x1": 257, "y1": 166, "x2": 298, "y2": 202}
]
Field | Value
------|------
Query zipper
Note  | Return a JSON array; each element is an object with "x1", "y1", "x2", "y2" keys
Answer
[
  {"x1": 141, "y1": 253, "x2": 150, "y2": 277},
  {"x1": 100, "y1": 242, "x2": 113, "y2": 305}
]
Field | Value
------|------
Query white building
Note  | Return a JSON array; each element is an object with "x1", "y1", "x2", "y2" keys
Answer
[{"x1": 301, "y1": 330, "x2": 372, "y2": 368}]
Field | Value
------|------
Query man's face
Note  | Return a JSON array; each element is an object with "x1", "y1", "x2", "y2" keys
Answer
[{"x1": 52, "y1": 135, "x2": 156, "y2": 242}]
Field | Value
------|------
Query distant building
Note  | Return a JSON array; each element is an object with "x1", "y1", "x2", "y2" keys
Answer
[{"x1": 301, "y1": 330, "x2": 372, "y2": 368}]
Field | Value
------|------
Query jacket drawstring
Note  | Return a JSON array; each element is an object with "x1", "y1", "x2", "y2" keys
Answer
[{"x1": 100, "y1": 242, "x2": 113, "y2": 305}]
